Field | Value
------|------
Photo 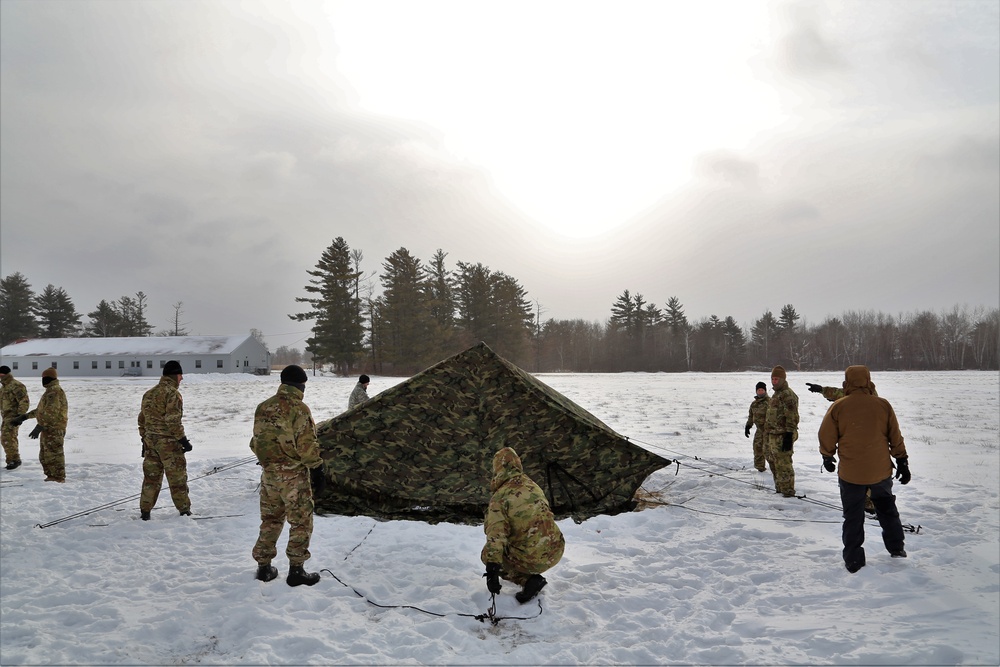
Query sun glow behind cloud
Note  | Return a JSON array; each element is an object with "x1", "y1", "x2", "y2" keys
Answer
[{"x1": 326, "y1": 1, "x2": 783, "y2": 238}]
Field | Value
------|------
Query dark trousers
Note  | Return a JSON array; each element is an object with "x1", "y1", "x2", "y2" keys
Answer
[{"x1": 839, "y1": 476, "x2": 905, "y2": 567}]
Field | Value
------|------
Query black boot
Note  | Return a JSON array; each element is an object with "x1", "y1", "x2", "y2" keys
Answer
[
  {"x1": 286, "y1": 564, "x2": 320, "y2": 587},
  {"x1": 140, "y1": 510, "x2": 151, "y2": 521},
  {"x1": 256, "y1": 563, "x2": 278, "y2": 582},
  {"x1": 515, "y1": 574, "x2": 547, "y2": 603},
  {"x1": 5, "y1": 460, "x2": 20, "y2": 470}
]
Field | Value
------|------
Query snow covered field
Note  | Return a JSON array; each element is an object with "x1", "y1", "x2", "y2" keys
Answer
[{"x1": 1, "y1": 370, "x2": 997, "y2": 665}]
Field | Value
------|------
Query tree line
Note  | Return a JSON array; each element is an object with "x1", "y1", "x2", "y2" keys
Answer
[
  {"x1": 3, "y1": 243, "x2": 998, "y2": 373},
  {"x1": 0, "y1": 272, "x2": 193, "y2": 343}
]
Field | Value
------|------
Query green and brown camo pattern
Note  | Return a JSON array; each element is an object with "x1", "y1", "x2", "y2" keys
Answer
[{"x1": 313, "y1": 342, "x2": 670, "y2": 525}]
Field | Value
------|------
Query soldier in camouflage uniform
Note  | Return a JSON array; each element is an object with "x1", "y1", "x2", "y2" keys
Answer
[
  {"x1": 744, "y1": 381, "x2": 770, "y2": 472},
  {"x1": 251, "y1": 364, "x2": 325, "y2": 587},
  {"x1": 21, "y1": 367, "x2": 68, "y2": 482},
  {"x1": 765, "y1": 365, "x2": 799, "y2": 497},
  {"x1": 0, "y1": 365, "x2": 30, "y2": 470},
  {"x1": 481, "y1": 446, "x2": 565, "y2": 603},
  {"x1": 347, "y1": 374, "x2": 370, "y2": 411},
  {"x1": 138, "y1": 360, "x2": 192, "y2": 519}
]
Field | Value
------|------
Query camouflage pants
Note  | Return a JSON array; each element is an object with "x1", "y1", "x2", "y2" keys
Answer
[
  {"x1": 253, "y1": 468, "x2": 314, "y2": 567},
  {"x1": 141, "y1": 436, "x2": 190, "y2": 513},
  {"x1": 39, "y1": 428, "x2": 66, "y2": 481},
  {"x1": 480, "y1": 531, "x2": 565, "y2": 586},
  {"x1": 1, "y1": 422, "x2": 21, "y2": 464},
  {"x1": 751, "y1": 429, "x2": 768, "y2": 472},
  {"x1": 766, "y1": 433, "x2": 797, "y2": 497}
]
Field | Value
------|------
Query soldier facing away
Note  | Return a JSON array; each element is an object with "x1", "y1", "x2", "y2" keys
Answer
[
  {"x1": 818, "y1": 365, "x2": 910, "y2": 573},
  {"x1": 138, "y1": 360, "x2": 192, "y2": 519},
  {"x1": 765, "y1": 365, "x2": 799, "y2": 497},
  {"x1": 482, "y1": 447, "x2": 565, "y2": 604},
  {"x1": 18, "y1": 367, "x2": 68, "y2": 482},
  {"x1": 744, "y1": 381, "x2": 770, "y2": 473},
  {"x1": 0, "y1": 365, "x2": 30, "y2": 470},
  {"x1": 251, "y1": 364, "x2": 325, "y2": 587}
]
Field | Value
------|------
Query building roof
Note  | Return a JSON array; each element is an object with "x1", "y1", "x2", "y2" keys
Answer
[{"x1": 0, "y1": 335, "x2": 255, "y2": 357}]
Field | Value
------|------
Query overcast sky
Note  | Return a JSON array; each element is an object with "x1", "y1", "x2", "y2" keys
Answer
[{"x1": 2, "y1": 0, "x2": 997, "y2": 350}]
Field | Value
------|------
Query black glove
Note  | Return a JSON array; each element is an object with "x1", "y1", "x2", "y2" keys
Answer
[
  {"x1": 178, "y1": 436, "x2": 192, "y2": 452},
  {"x1": 310, "y1": 465, "x2": 327, "y2": 496},
  {"x1": 28, "y1": 425, "x2": 42, "y2": 439},
  {"x1": 744, "y1": 426, "x2": 751, "y2": 438},
  {"x1": 806, "y1": 383, "x2": 823, "y2": 394},
  {"x1": 10, "y1": 414, "x2": 28, "y2": 427},
  {"x1": 894, "y1": 457, "x2": 911, "y2": 485},
  {"x1": 484, "y1": 562, "x2": 502, "y2": 595},
  {"x1": 822, "y1": 456, "x2": 836, "y2": 473},
  {"x1": 781, "y1": 432, "x2": 794, "y2": 451},
  {"x1": 140, "y1": 437, "x2": 147, "y2": 458}
]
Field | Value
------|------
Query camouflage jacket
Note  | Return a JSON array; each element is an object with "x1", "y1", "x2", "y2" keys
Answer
[
  {"x1": 348, "y1": 383, "x2": 369, "y2": 411},
  {"x1": 765, "y1": 380, "x2": 799, "y2": 437},
  {"x1": 483, "y1": 447, "x2": 563, "y2": 565},
  {"x1": 27, "y1": 380, "x2": 68, "y2": 431},
  {"x1": 138, "y1": 376, "x2": 186, "y2": 441},
  {"x1": 0, "y1": 375, "x2": 30, "y2": 420},
  {"x1": 745, "y1": 394, "x2": 769, "y2": 431},
  {"x1": 251, "y1": 383, "x2": 322, "y2": 472}
]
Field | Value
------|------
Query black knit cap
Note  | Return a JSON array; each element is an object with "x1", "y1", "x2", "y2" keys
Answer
[
  {"x1": 162, "y1": 360, "x2": 183, "y2": 376},
  {"x1": 0, "y1": 366, "x2": 10, "y2": 374},
  {"x1": 280, "y1": 364, "x2": 308, "y2": 385},
  {"x1": 359, "y1": 374, "x2": 370, "y2": 384},
  {"x1": 756, "y1": 381, "x2": 767, "y2": 390}
]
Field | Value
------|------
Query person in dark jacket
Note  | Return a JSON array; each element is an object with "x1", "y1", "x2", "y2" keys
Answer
[{"x1": 818, "y1": 365, "x2": 910, "y2": 573}]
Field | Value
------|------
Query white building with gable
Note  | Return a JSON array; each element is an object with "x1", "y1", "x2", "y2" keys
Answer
[{"x1": 0, "y1": 335, "x2": 271, "y2": 377}]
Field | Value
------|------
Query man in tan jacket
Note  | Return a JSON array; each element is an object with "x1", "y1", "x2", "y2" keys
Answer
[{"x1": 819, "y1": 365, "x2": 910, "y2": 573}]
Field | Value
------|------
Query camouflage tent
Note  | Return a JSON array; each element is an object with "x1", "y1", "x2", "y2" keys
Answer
[{"x1": 314, "y1": 342, "x2": 671, "y2": 525}]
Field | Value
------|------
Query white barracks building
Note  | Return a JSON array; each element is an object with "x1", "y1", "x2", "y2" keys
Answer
[{"x1": 0, "y1": 335, "x2": 271, "y2": 377}]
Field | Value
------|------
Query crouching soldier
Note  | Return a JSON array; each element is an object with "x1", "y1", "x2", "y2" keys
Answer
[
  {"x1": 251, "y1": 364, "x2": 325, "y2": 587},
  {"x1": 481, "y1": 447, "x2": 565, "y2": 604}
]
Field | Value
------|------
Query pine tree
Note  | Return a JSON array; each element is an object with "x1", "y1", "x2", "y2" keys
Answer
[
  {"x1": 290, "y1": 237, "x2": 364, "y2": 375},
  {"x1": 85, "y1": 300, "x2": 123, "y2": 337},
  {"x1": 426, "y1": 249, "x2": 457, "y2": 352},
  {"x1": 35, "y1": 284, "x2": 81, "y2": 338},
  {"x1": 378, "y1": 248, "x2": 436, "y2": 373},
  {"x1": 0, "y1": 272, "x2": 39, "y2": 345}
]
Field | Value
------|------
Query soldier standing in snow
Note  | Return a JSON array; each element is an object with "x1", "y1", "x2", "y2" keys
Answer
[
  {"x1": 347, "y1": 374, "x2": 370, "y2": 411},
  {"x1": 744, "y1": 381, "x2": 769, "y2": 472},
  {"x1": 18, "y1": 367, "x2": 69, "y2": 482},
  {"x1": 482, "y1": 446, "x2": 565, "y2": 604},
  {"x1": 138, "y1": 360, "x2": 192, "y2": 519},
  {"x1": 818, "y1": 365, "x2": 910, "y2": 573},
  {"x1": 765, "y1": 365, "x2": 799, "y2": 497},
  {"x1": 251, "y1": 364, "x2": 325, "y2": 587},
  {"x1": 0, "y1": 365, "x2": 30, "y2": 470}
]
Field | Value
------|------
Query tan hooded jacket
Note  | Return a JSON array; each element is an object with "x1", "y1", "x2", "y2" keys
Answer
[{"x1": 818, "y1": 366, "x2": 907, "y2": 485}]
